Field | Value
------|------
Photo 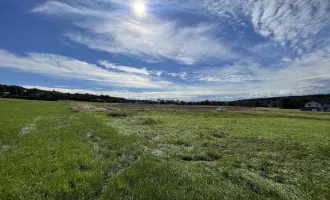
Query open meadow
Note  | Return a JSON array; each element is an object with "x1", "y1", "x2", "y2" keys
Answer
[{"x1": 1, "y1": 99, "x2": 330, "y2": 199}]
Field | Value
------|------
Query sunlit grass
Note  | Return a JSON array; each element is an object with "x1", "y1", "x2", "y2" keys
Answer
[{"x1": 1, "y1": 99, "x2": 330, "y2": 199}]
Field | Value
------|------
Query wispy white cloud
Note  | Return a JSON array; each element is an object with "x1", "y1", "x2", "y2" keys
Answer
[
  {"x1": 194, "y1": 45, "x2": 330, "y2": 96},
  {"x1": 55, "y1": 85, "x2": 70, "y2": 88},
  {"x1": 32, "y1": 1, "x2": 239, "y2": 65},
  {"x1": 98, "y1": 60, "x2": 150, "y2": 75},
  {"x1": 161, "y1": 71, "x2": 189, "y2": 80},
  {"x1": 197, "y1": 59, "x2": 278, "y2": 83},
  {"x1": 273, "y1": 45, "x2": 330, "y2": 93},
  {"x1": 247, "y1": 0, "x2": 330, "y2": 53},
  {"x1": 199, "y1": 0, "x2": 330, "y2": 55},
  {"x1": 98, "y1": 61, "x2": 182, "y2": 79},
  {"x1": 0, "y1": 49, "x2": 170, "y2": 89}
]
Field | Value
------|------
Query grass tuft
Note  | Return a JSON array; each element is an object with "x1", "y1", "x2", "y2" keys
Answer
[
  {"x1": 206, "y1": 149, "x2": 222, "y2": 160},
  {"x1": 140, "y1": 117, "x2": 157, "y2": 125}
]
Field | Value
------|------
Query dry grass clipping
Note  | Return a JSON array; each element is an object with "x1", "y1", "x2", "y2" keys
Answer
[
  {"x1": 232, "y1": 110, "x2": 330, "y2": 120},
  {"x1": 71, "y1": 104, "x2": 119, "y2": 112}
]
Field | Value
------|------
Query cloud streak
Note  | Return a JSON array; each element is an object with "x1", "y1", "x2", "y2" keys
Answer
[
  {"x1": 98, "y1": 60, "x2": 150, "y2": 75},
  {"x1": 0, "y1": 49, "x2": 170, "y2": 89}
]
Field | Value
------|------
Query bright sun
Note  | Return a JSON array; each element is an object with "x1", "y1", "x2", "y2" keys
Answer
[{"x1": 133, "y1": 1, "x2": 146, "y2": 17}]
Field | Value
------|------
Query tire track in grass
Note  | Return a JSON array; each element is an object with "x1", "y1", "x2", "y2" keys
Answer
[{"x1": 84, "y1": 114, "x2": 141, "y2": 199}]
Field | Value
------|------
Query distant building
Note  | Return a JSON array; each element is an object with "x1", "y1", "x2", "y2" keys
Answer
[
  {"x1": 302, "y1": 100, "x2": 330, "y2": 112},
  {"x1": 0, "y1": 92, "x2": 10, "y2": 97}
]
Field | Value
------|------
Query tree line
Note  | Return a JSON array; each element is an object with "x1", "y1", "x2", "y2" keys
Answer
[
  {"x1": 0, "y1": 85, "x2": 125, "y2": 103},
  {"x1": 1, "y1": 84, "x2": 329, "y2": 109},
  {"x1": 229, "y1": 95, "x2": 330, "y2": 109}
]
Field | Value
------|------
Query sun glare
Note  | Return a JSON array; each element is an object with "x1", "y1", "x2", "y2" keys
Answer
[{"x1": 133, "y1": 1, "x2": 146, "y2": 17}]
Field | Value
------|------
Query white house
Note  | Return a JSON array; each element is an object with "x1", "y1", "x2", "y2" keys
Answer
[{"x1": 302, "y1": 100, "x2": 330, "y2": 112}]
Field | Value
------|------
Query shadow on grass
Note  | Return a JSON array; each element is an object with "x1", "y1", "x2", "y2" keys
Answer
[{"x1": 106, "y1": 111, "x2": 129, "y2": 117}]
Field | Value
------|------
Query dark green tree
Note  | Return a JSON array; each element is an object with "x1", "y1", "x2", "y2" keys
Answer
[
  {"x1": 0, "y1": 85, "x2": 6, "y2": 93},
  {"x1": 278, "y1": 98, "x2": 293, "y2": 109},
  {"x1": 270, "y1": 101, "x2": 278, "y2": 108}
]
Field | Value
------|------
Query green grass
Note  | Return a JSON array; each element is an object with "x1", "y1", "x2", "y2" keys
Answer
[{"x1": 1, "y1": 99, "x2": 330, "y2": 199}]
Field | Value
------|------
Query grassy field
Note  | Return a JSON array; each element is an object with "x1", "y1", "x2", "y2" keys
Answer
[{"x1": 1, "y1": 99, "x2": 330, "y2": 199}]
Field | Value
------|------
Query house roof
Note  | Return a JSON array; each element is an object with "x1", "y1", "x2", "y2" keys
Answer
[{"x1": 312, "y1": 100, "x2": 330, "y2": 104}]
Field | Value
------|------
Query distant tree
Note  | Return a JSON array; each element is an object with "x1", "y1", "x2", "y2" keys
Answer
[
  {"x1": 30, "y1": 94, "x2": 40, "y2": 100},
  {"x1": 278, "y1": 98, "x2": 293, "y2": 109},
  {"x1": 203, "y1": 100, "x2": 210, "y2": 105},
  {"x1": 180, "y1": 101, "x2": 186, "y2": 105},
  {"x1": 291, "y1": 99, "x2": 305, "y2": 109},
  {"x1": 227, "y1": 102, "x2": 236, "y2": 106},
  {"x1": 270, "y1": 101, "x2": 278, "y2": 108},
  {"x1": 254, "y1": 101, "x2": 262, "y2": 107},
  {"x1": 8, "y1": 86, "x2": 18, "y2": 95},
  {"x1": 0, "y1": 85, "x2": 6, "y2": 93}
]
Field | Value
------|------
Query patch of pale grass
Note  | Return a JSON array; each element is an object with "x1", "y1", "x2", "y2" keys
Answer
[
  {"x1": 19, "y1": 116, "x2": 41, "y2": 136},
  {"x1": 0, "y1": 145, "x2": 10, "y2": 154},
  {"x1": 151, "y1": 149, "x2": 164, "y2": 157},
  {"x1": 231, "y1": 109, "x2": 330, "y2": 120},
  {"x1": 71, "y1": 104, "x2": 119, "y2": 112},
  {"x1": 222, "y1": 169, "x2": 310, "y2": 199}
]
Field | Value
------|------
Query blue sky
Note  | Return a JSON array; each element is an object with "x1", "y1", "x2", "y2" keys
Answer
[{"x1": 0, "y1": 0, "x2": 330, "y2": 100}]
